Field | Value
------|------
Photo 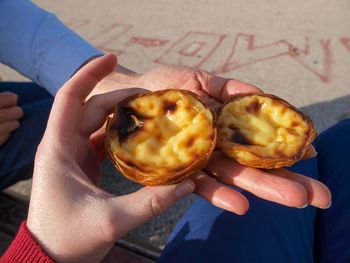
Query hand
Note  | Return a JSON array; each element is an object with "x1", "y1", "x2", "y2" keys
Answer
[
  {"x1": 96, "y1": 64, "x2": 332, "y2": 215},
  {"x1": 0, "y1": 92, "x2": 23, "y2": 146},
  {"x1": 27, "y1": 54, "x2": 195, "y2": 263}
]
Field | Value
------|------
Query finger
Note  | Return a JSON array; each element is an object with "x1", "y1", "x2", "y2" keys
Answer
[
  {"x1": 0, "y1": 92, "x2": 18, "y2": 107},
  {"x1": 192, "y1": 172, "x2": 249, "y2": 215},
  {"x1": 201, "y1": 73, "x2": 263, "y2": 103},
  {"x1": 59, "y1": 54, "x2": 117, "y2": 105},
  {"x1": 268, "y1": 168, "x2": 332, "y2": 209},
  {"x1": 220, "y1": 79, "x2": 263, "y2": 102},
  {"x1": 81, "y1": 88, "x2": 148, "y2": 136},
  {"x1": 0, "y1": 106, "x2": 23, "y2": 122},
  {"x1": 0, "y1": 133, "x2": 11, "y2": 146},
  {"x1": 0, "y1": 120, "x2": 20, "y2": 134},
  {"x1": 107, "y1": 180, "x2": 195, "y2": 238},
  {"x1": 48, "y1": 54, "x2": 117, "y2": 137},
  {"x1": 206, "y1": 152, "x2": 309, "y2": 208}
]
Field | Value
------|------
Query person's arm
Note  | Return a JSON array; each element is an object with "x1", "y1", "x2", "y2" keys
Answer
[
  {"x1": 0, "y1": 221, "x2": 53, "y2": 263},
  {"x1": 0, "y1": 0, "x2": 103, "y2": 95}
]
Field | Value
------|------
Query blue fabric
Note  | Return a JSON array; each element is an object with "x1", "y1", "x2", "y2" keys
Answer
[
  {"x1": 313, "y1": 120, "x2": 350, "y2": 263},
  {"x1": 159, "y1": 119, "x2": 350, "y2": 263},
  {"x1": 0, "y1": 0, "x2": 103, "y2": 95},
  {"x1": 0, "y1": 0, "x2": 102, "y2": 188},
  {"x1": 0, "y1": 82, "x2": 53, "y2": 189}
]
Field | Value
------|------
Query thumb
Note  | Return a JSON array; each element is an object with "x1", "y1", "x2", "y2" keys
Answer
[{"x1": 108, "y1": 179, "x2": 195, "y2": 238}]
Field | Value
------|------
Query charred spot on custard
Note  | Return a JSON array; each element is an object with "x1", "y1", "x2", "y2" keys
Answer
[
  {"x1": 185, "y1": 136, "x2": 195, "y2": 148},
  {"x1": 245, "y1": 99, "x2": 261, "y2": 114},
  {"x1": 231, "y1": 129, "x2": 252, "y2": 145},
  {"x1": 228, "y1": 124, "x2": 237, "y2": 130},
  {"x1": 155, "y1": 133, "x2": 164, "y2": 142},
  {"x1": 111, "y1": 106, "x2": 145, "y2": 143},
  {"x1": 227, "y1": 124, "x2": 252, "y2": 145},
  {"x1": 163, "y1": 99, "x2": 178, "y2": 113},
  {"x1": 291, "y1": 121, "x2": 299, "y2": 127}
]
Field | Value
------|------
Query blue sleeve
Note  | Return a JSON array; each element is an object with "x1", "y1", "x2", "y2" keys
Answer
[{"x1": 0, "y1": 0, "x2": 104, "y2": 95}]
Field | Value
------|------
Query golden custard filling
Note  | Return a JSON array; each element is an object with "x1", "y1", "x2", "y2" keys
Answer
[
  {"x1": 217, "y1": 94, "x2": 316, "y2": 169},
  {"x1": 106, "y1": 89, "x2": 216, "y2": 185}
]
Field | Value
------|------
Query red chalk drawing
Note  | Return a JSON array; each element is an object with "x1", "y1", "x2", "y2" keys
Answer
[
  {"x1": 129, "y1": 37, "x2": 168, "y2": 47},
  {"x1": 179, "y1": 41, "x2": 206, "y2": 56},
  {"x1": 64, "y1": 18, "x2": 90, "y2": 30},
  {"x1": 90, "y1": 23, "x2": 133, "y2": 52},
  {"x1": 216, "y1": 34, "x2": 332, "y2": 83},
  {"x1": 64, "y1": 17, "x2": 347, "y2": 84},
  {"x1": 155, "y1": 32, "x2": 226, "y2": 68},
  {"x1": 340, "y1": 38, "x2": 350, "y2": 52},
  {"x1": 288, "y1": 39, "x2": 332, "y2": 83},
  {"x1": 115, "y1": 36, "x2": 169, "y2": 56},
  {"x1": 216, "y1": 34, "x2": 290, "y2": 73}
]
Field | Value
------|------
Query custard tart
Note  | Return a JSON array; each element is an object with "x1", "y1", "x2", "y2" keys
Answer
[
  {"x1": 105, "y1": 89, "x2": 216, "y2": 185},
  {"x1": 217, "y1": 93, "x2": 317, "y2": 169}
]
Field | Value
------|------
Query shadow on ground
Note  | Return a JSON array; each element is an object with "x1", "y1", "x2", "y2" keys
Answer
[{"x1": 301, "y1": 95, "x2": 350, "y2": 132}]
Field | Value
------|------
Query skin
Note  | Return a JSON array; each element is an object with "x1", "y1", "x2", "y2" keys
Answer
[
  {"x1": 0, "y1": 92, "x2": 23, "y2": 145},
  {"x1": 27, "y1": 54, "x2": 331, "y2": 262},
  {"x1": 93, "y1": 56, "x2": 331, "y2": 213}
]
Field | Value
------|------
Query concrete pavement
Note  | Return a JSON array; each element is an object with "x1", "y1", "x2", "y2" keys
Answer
[{"x1": 1, "y1": 0, "x2": 350, "y2": 250}]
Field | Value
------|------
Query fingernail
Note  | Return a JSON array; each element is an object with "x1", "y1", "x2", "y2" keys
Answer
[
  {"x1": 298, "y1": 203, "x2": 308, "y2": 209},
  {"x1": 175, "y1": 181, "x2": 195, "y2": 198}
]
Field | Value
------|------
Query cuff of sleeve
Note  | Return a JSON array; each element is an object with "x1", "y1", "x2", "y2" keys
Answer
[
  {"x1": 0, "y1": 221, "x2": 53, "y2": 263},
  {"x1": 37, "y1": 35, "x2": 104, "y2": 95}
]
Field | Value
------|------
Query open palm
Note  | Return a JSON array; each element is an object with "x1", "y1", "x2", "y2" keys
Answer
[
  {"x1": 136, "y1": 65, "x2": 331, "y2": 214},
  {"x1": 95, "y1": 60, "x2": 331, "y2": 214}
]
